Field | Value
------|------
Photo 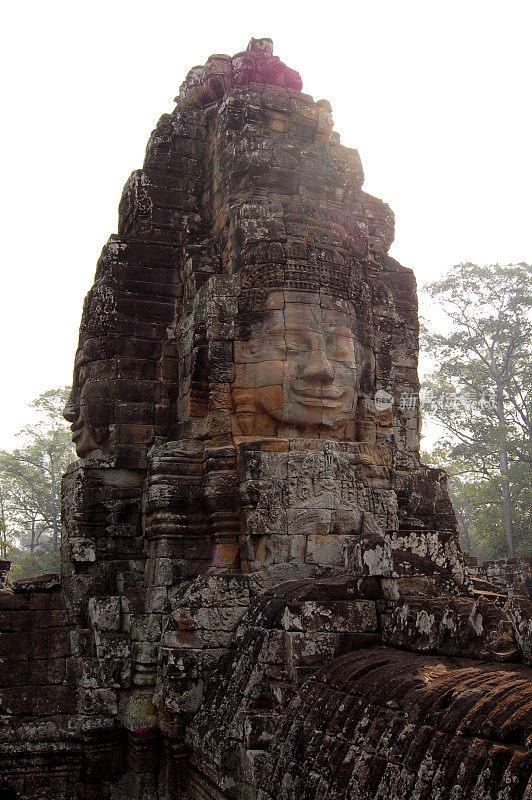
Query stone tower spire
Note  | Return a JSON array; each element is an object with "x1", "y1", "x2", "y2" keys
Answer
[{"x1": 0, "y1": 40, "x2": 530, "y2": 800}]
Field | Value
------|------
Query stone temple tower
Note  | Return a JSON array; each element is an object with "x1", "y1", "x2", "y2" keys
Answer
[{"x1": 0, "y1": 38, "x2": 531, "y2": 800}]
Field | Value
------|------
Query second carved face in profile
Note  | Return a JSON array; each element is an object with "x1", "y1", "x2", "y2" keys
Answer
[
  {"x1": 63, "y1": 360, "x2": 111, "y2": 459},
  {"x1": 233, "y1": 291, "x2": 360, "y2": 438}
]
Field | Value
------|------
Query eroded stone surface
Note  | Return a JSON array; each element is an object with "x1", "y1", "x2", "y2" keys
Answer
[
  {"x1": 187, "y1": 591, "x2": 532, "y2": 800},
  {"x1": 0, "y1": 38, "x2": 530, "y2": 800}
]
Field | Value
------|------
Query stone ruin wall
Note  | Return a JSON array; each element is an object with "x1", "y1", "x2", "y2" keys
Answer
[
  {"x1": 0, "y1": 39, "x2": 531, "y2": 800},
  {"x1": 466, "y1": 556, "x2": 532, "y2": 598}
]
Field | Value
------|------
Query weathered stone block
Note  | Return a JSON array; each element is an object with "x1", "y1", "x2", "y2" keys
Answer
[
  {"x1": 280, "y1": 600, "x2": 377, "y2": 633},
  {"x1": 88, "y1": 597, "x2": 121, "y2": 632},
  {"x1": 305, "y1": 534, "x2": 345, "y2": 567}
]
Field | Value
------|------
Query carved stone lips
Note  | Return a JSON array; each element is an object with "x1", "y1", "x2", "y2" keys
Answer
[
  {"x1": 70, "y1": 420, "x2": 84, "y2": 440},
  {"x1": 292, "y1": 386, "x2": 344, "y2": 407}
]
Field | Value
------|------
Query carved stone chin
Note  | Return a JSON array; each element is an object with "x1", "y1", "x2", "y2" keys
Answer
[
  {"x1": 69, "y1": 421, "x2": 101, "y2": 458},
  {"x1": 63, "y1": 370, "x2": 110, "y2": 458}
]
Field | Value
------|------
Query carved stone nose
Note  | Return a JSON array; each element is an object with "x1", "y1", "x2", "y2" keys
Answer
[
  {"x1": 302, "y1": 350, "x2": 335, "y2": 383},
  {"x1": 63, "y1": 395, "x2": 78, "y2": 423}
]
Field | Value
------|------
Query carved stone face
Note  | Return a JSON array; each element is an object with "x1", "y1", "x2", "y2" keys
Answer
[
  {"x1": 63, "y1": 362, "x2": 110, "y2": 458},
  {"x1": 233, "y1": 292, "x2": 360, "y2": 437}
]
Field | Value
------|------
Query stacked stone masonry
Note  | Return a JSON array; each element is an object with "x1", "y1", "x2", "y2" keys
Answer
[
  {"x1": 0, "y1": 38, "x2": 530, "y2": 800},
  {"x1": 467, "y1": 556, "x2": 532, "y2": 598}
]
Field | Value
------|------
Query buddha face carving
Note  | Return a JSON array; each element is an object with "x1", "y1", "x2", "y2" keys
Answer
[
  {"x1": 233, "y1": 292, "x2": 360, "y2": 437},
  {"x1": 63, "y1": 360, "x2": 110, "y2": 458}
]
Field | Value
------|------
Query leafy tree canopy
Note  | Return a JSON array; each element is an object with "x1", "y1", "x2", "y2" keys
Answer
[
  {"x1": 0, "y1": 387, "x2": 75, "y2": 579},
  {"x1": 421, "y1": 263, "x2": 532, "y2": 559}
]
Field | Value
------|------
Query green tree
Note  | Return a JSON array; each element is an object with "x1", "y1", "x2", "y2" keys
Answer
[
  {"x1": 0, "y1": 482, "x2": 16, "y2": 559},
  {"x1": 421, "y1": 263, "x2": 532, "y2": 559},
  {"x1": 0, "y1": 387, "x2": 75, "y2": 576}
]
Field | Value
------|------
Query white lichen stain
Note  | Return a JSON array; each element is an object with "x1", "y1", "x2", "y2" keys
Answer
[
  {"x1": 398, "y1": 604, "x2": 410, "y2": 627},
  {"x1": 415, "y1": 610, "x2": 435, "y2": 636},
  {"x1": 469, "y1": 609, "x2": 484, "y2": 636},
  {"x1": 381, "y1": 579, "x2": 400, "y2": 600},
  {"x1": 363, "y1": 546, "x2": 385, "y2": 574},
  {"x1": 442, "y1": 608, "x2": 456, "y2": 631},
  {"x1": 417, "y1": 754, "x2": 435, "y2": 782}
]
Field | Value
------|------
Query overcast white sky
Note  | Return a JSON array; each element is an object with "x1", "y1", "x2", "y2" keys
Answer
[{"x1": 1, "y1": 0, "x2": 531, "y2": 450}]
